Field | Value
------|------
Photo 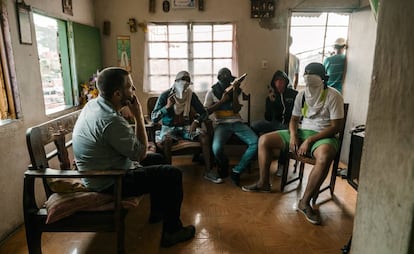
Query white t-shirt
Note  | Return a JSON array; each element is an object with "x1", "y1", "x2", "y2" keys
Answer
[
  {"x1": 292, "y1": 87, "x2": 344, "y2": 132},
  {"x1": 204, "y1": 89, "x2": 243, "y2": 124}
]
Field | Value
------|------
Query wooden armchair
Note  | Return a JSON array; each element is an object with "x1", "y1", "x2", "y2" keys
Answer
[
  {"x1": 23, "y1": 110, "x2": 141, "y2": 254},
  {"x1": 280, "y1": 103, "x2": 350, "y2": 204}
]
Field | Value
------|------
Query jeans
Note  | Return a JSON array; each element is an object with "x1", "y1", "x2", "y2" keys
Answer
[
  {"x1": 212, "y1": 122, "x2": 258, "y2": 174},
  {"x1": 251, "y1": 119, "x2": 287, "y2": 135}
]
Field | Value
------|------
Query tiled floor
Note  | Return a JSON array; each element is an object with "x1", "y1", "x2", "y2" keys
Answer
[{"x1": 0, "y1": 156, "x2": 357, "y2": 253}]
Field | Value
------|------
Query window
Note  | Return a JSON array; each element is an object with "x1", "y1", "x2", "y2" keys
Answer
[
  {"x1": 33, "y1": 13, "x2": 74, "y2": 114},
  {"x1": 0, "y1": 8, "x2": 17, "y2": 123},
  {"x1": 289, "y1": 12, "x2": 350, "y2": 86},
  {"x1": 146, "y1": 23, "x2": 235, "y2": 93}
]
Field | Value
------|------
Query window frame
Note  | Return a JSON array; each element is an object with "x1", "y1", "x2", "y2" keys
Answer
[
  {"x1": 145, "y1": 22, "x2": 235, "y2": 93},
  {"x1": 0, "y1": 3, "x2": 19, "y2": 124},
  {"x1": 33, "y1": 12, "x2": 76, "y2": 115},
  {"x1": 287, "y1": 11, "x2": 350, "y2": 87}
]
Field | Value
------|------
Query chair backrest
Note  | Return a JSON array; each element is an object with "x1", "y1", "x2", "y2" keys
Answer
[
  {"x1": 147, "y1": 96, "x2": 158, "y2": 118},
  {"x1": 240, "y1": 92, "x2": 251, "y2": 125},
  {"x1": 26, "y1": 110, "x2": 82, "y2": 197}
]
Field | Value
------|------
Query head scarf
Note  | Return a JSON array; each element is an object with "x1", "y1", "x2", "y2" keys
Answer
[
  {"x1": 303, "y1": 63, "x2": 328, "y2": 117},
  {"x1": 172, "y1": 71, "x2": 193, "y2": 116}
]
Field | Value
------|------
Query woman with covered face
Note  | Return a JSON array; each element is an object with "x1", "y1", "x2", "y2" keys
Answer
[
  {"x1": 151, "y1": 71, "x2": 223, "y2": 184},
  {"x1": 242, "y1": 63, "x2": 344, "y2": 225}
]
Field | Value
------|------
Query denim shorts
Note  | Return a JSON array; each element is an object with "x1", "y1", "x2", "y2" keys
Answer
[{"x1": 277, "y1": 129, "x2": 339, "y2": 156}]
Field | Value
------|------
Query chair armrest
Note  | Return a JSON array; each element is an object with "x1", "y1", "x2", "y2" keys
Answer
[{"x1": 24, "y1": 168, "x2": 126, "y2": 179}]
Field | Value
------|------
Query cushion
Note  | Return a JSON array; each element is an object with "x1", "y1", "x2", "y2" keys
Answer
[
  {"x1": 47, "y1": 178, "x2": 89, "y2": 193},
  {"x1": 44, "y1": 192, "x2": 142, "y2": 224}
]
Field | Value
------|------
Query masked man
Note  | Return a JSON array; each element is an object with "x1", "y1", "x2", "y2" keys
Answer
[
  {"x1": 204, "y1": 68, "x2": 258, "y2": 187},
  {"x1": 242, "y1": 63, "x2": 344, "y2": 225},
  {"x1": 151, "y1": 71, "x2": 223, "y2": 184}
]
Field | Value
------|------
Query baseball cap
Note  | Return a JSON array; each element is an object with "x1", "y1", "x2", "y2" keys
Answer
[
  {"x1": 304, "y1": 62, "x2": 327, "y2": 81},
  {"x1": 334, "y1": 38, "x2": 346, "y2": 47}
]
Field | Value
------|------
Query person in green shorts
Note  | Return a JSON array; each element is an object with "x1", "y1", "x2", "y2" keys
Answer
[{"x1": 242, "y1": 62, "x2": 344, "y2": 225}]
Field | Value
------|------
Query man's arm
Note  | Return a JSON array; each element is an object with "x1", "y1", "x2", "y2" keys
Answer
[
  {"x1": 205, "y1": 89, "x2": 231, "y2": 115},
  {"x1": 127, "y1": 95, "x2": 148, "y2": 161},
  {"x1": 151, "y1": 91, "x2": 174, "y2": 123},
  {"x1": 288, "y1": 115, "x2": 301, "y2": 153}
]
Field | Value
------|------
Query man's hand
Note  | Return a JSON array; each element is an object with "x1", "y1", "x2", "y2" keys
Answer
[
  {"x1": 166, "y1": 93, "x2": 176, "y2": 109},
  {"x1": 289, "y1": 135, "x2": 300, "y2": 154},
  {"x1": 126, "y1": 95, "x2": 143, "y2": 119},
  {"x1": 220, "y1": 90, "x2": 231, "y2": 103},
  {"x1": 190, "y1": 120, "x2": 199, "y2": 133},
  {"x1": 297, "y1": 138, "x2": 313, "y2": 156}
]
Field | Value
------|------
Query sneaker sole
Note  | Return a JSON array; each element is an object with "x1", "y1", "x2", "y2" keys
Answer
[
  {"x1": 241, "y1": 186, "x2": 271, "y2": 193},
  {"x1": 296, "y1": 206, "x2": 321, "y2": 225},
  {"x1": 203, "y1": 175, "x2": 224, "y2": 184}
]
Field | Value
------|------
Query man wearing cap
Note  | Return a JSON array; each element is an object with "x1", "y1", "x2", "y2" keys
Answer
[
  {"x1": 251, "y1": 70, "x2": 298, "y2": 135},
  {"x1": 324, "y1": 38, "x2": 347, "y2": 94},
  {"x1": 242, "y1": 63, "x2": 344, "y2": 225},
  {"x1": 151, "y1": 71, "x2": 223, "y2": 184},
  {"x1": 204, "y1": 68, "x2": 258, "y2": 186}
]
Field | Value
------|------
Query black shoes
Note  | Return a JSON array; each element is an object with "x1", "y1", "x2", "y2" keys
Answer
[
  {"x1": 148, "y1": 212, "x2": 163, "y2": 224},
  {"x1": 160, "y1": 225, "x2": 196, "y2": 247},
  {"x1": 217, "y1": 166, "x2": 229, "y2": 178},
  {"x1": 230, "y1": 171, "x2": 240, "y2": 186}
]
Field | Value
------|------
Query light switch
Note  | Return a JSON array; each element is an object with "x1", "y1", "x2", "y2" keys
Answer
[{"x1": 261, "y1": 60, "x2": 268, "y2": 69}]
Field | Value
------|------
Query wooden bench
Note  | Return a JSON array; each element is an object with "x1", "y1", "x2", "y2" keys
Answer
[{"x1": 23, "y1": 110, "x2": 141, "y2": 254}]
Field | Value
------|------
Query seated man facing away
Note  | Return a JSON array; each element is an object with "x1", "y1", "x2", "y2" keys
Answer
[
  {"x1": 72, "y1": 67, "x2": 195, "y2": 247},
  {"x1": 204, "y1": 67, "x2": 258, "y2": 186},
  {"x1": 151, "y1": 71, "x2": 222, "y2": 184},
  {"x1": 242, "y1": 63, "x2": 344, "y2": 225},
  {"x1": 251, "y1": 70, "x2": 298, "y2": 135}
]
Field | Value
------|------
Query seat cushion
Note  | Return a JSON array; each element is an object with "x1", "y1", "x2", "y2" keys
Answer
[{"x1": 45, "y1": 192, "x2": 141, "y2": 224}]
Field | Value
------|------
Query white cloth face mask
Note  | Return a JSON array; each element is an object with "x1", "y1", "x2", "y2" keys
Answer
[
  {"x1": 174, "y1": 80, "x2": 190, "y2": 99},
  {"x1": 304, "y1": 74, "x2": 323, "y2": 87}
]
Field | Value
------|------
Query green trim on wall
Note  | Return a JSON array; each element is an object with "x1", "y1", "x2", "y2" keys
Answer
[{"x1": 72, "y1": 23, "x2": 102, "y2": 89}]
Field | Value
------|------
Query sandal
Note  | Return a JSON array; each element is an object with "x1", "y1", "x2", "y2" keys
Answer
[{"x1": 241, "y1": 183, "x2": 271, "y2": 193}]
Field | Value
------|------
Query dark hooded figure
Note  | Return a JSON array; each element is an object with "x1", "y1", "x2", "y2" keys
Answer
[{"x1": 251, "y1": 70, "x2": 298, "y2": 135}]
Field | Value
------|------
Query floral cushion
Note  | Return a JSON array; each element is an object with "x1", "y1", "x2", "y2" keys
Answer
[{"x1": 44, "y1": 192, "x2": 141, "y2": 224}]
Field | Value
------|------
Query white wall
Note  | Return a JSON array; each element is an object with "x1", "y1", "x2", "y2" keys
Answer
[
  {"x1": 352, "y1": 0, "x2": 414, "y2": 252},
  {"x1": 340, "y1": 7, "x2": 377, "y2": 164},
  {"x1": 0, "y1": 0, "x2": 95, "y2": 241}
]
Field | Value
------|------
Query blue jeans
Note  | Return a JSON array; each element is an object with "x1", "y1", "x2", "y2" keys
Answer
[{"x1": 212, "y1": 122, "x2": 258, "y2": 174}]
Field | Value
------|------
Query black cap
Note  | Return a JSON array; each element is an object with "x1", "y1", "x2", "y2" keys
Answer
[
  {"x1": 217, "y1": 68, "x2": 236, "y2": 82},
  {"x1": 304, "y1": 62, "x2": 328, "y2": 82},
  {"x1": 270, "y1": 70, "x2": 290, "y2": 88}
]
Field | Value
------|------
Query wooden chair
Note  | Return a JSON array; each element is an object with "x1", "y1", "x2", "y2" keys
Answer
[
  {"x1": 280, "y1": 103, "x2": 349, "y2": 203},
  {"x1": 23, "y1": 110, "x2": 141, "y2": 254},
  {"x1": 147, "y1": 97, "x2": 213, "y2": 165}
]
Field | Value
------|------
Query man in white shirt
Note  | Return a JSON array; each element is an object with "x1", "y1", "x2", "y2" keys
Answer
[{"x1": 242, "y1": 63, "x2": 344, "y2": 225}]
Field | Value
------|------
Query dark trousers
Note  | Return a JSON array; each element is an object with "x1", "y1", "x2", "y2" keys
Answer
[{"x1": 123, "y1": 164, "x2": 183, "y2": 233}]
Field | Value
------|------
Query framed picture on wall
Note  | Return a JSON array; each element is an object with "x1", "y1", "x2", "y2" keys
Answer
[
  {"x1": 172, "y1": 0, "x2": 196, "y2": 9},
  {"x1": 16, "y1": 1, "x2": 32, "y2": 45},
  {"x1": 117, "y1": 36, "x2": 131, "y2": 72},
  {"x1": 62, "y1": 0, "x2": 73, "y2": 16}
]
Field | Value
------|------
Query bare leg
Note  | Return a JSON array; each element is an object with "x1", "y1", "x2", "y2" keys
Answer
[
  {"x1": 256, "y1": 132, "x2": 284, "y2": 187},
  {"x1": 300, "y1": 144, "x2": 336, "y2": 205}
]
